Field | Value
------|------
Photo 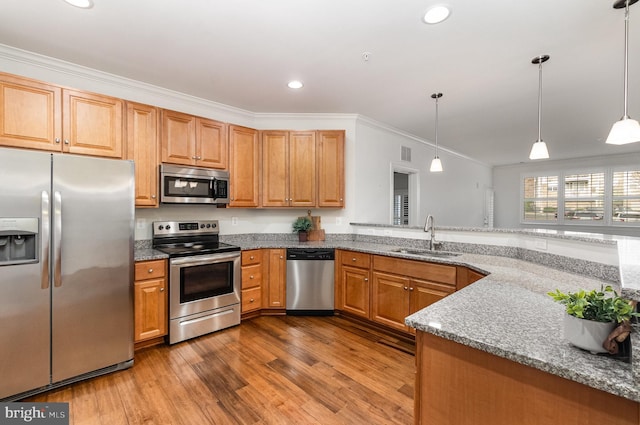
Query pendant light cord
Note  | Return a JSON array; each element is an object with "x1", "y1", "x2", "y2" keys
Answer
[
  {"x1": 537, "y1": 58, "x2": 543, "y2": 142},
  {"x1": 623, "y1": 0, "x2": 630, "y2": 118},
  {"x1": 435, "y1": 95, "x2": 439, "y2": 156}
]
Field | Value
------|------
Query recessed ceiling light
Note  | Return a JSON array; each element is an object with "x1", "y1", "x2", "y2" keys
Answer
[
  {"x1": 423, "y1": 5, "x2": 451, "y2": 24},
  {"x1": 287, "y1": 80, "x2": 303, "y2": 89},
  {"x1": 63, "y1": 0, "x2": 93, "y2": 9}
]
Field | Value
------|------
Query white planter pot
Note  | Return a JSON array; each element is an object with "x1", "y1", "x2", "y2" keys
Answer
[{"x1": 563, "y1": 314, "x2": 616, "y2": 354}]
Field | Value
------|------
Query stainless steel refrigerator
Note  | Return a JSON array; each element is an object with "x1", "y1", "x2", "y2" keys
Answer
[{"x1": 0, "y1": 147, "x2": 135, "y2": 401}]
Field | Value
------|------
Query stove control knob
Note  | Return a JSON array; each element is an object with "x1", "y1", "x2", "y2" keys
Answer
[
  {"x1": 158, "y1": 225, "x2": 164, "y2": 230},
  {"x1": 200, "y1": 224, "x2": 205, "y2": 229},
  {"x1": 206, "y1": 224, "x2": 211, "y2": 228},
  {"x1": 212, "y1": 223, "x2": 217, "y2": 228},
  {"x1": 166, "y1": 225, "x2": 171, "y2": 230}
]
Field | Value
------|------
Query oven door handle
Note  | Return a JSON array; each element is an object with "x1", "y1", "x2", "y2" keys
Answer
[{"x1": 170, "y1": 252, "x2": 240, "y2": 267}]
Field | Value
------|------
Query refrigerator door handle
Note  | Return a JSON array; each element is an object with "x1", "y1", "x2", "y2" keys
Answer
[
  {"x1": 53, "y1": 191, "x2": 62, "y2": 287},
  {"x1": 41, "y1": 191, "x2": 50, "y2": 289}
]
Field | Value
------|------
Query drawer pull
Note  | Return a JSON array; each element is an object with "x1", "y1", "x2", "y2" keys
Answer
[
  {"x1": 250, "y1": 255, "x2": 254, "y2": 260},
  {"x1": 404, "y1": 286, "x2": 408, "y2": 291},
  {"x1": 250, "y1": 298, "x2": 255, "y2": 303},
  {"x1": 250, "y1": 275, "x2": 254, "y2": 279},
  {"x1": 148, "y1": 268, "x2": 153, "y2": 273},
  {"x1": 160, "y1": 287, "x2": 164, "y2": 292},
  {"x1": 352, "y1": 258, "x2": 357, "y2": 261}
]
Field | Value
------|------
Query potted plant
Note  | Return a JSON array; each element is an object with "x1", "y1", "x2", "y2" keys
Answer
[
  {"x1": 292, "y1": 216, "x2": 313, "y2": 242},
  {"x1": 548, "y1": 285, "x2": 638, "y2": 354}
]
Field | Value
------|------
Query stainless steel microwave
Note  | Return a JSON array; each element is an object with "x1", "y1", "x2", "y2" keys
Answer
[{"x1": 160, "y1": 164, "x2": 229, "y2": 205}]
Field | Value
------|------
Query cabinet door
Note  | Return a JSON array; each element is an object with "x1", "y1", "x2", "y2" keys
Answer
[
  {"x1": 126, "y1": 102, "x2": 158, "y2": 207},
  {"x1": 372, "y1": 271, "x2": 411, "y2": 331},
  {"x1": 134, "y1": 278, "x2": 167, "y2": 342},
  {"x1": 264, "y1": 248, "x2": 286, "y2": 308},
  {"x1": 160, "y1": 109, "x2": 196, "y2": 165},
  {"x1": 317, "y1": 130, "x2": 345, "y2": 207},
  {"x1": 289, "y1": 131, "x2": 316, "y2": 207},
  {"x1": 340, "y1": 265, "x2": 371, "y2": 318},
  {"x1": 261, "y1": 130, "x2": 289, "y2": 207},
  {"x1": 196, "y1": 117, "x2": 227, "y2": 169},
  {"x1": 0, "y1": 73, "x2": 62, "y2": 151},
  {"x1": 410, "y1": 278, "x2": 455, "y2": 316},
  {"x1": 63, "y1": 89, "x2": 123, "y2": 158},
  {"x1": 229, "y1": 125, "x2": 260, "y2": 207}
]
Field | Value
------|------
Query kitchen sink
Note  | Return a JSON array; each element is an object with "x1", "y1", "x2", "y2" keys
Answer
[{"x1": 390, "y1": 248, "x2": 461, "y2": 258}]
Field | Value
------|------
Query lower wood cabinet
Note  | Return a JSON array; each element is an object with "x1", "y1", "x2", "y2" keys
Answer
[
  {"x1": 336, "y1": 250, "x2": 371, "y2": 319},
  {"x1": 241, "y1": 249, "x2": 263, "y2": 315},
  {"x1": 134, "y1": 259, "x2": 167, "y2": 344},
  {"x1": 264, "y1": 248, "x2": 286, "y2": 310}
]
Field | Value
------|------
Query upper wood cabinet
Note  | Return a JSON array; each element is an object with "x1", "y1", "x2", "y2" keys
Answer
[
  {"x1": 0, "y1": 73, "x2": 124, "y2": 158},
  {"x1": 317, "y1": 130, "x2": 344, "y2": 207},
  {"x1": 229, "y1": 125, "x2": 260, "y2": 207},
  {"x1": 261, "y1": 130, "x2": 316, "y2": 207},
  {"x1": 126, "y1": 102, "x2": 159, "y2": 207},
  {"x1": 160, "y1": 109, "x2": 227, "y2": 169}
]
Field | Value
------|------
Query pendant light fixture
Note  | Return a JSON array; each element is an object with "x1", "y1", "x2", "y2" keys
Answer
[
  {"x1": 529, "y1": 55, "x2": 550, "y2": 160},
  {"x1": 606, "y1": 0, "x2": 640, "y2": 145},
  {"x1": 430, "y1": 93, "x2": 443, "y2": 173}
]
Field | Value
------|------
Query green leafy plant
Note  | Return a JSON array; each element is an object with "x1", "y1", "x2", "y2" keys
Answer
[
  {"x1": 292, "y1": 216, "x2": 313, "y2": 233},
  {"x1": 548, "y1": 285, "x2": 638, "y2": 323}
]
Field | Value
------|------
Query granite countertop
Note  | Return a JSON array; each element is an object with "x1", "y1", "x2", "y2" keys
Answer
[{"x1": 133, "y1": 236, "x2": 639, "y2": 402}]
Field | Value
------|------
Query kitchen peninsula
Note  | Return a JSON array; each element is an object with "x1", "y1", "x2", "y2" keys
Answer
[{"x1": 135, "y1": 225, "x2": 640, "y2": 424}]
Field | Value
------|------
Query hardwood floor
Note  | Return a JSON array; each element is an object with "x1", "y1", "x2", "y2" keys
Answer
[{"x1": 27, "y1": 316, "x2": 415, "y2": 424}]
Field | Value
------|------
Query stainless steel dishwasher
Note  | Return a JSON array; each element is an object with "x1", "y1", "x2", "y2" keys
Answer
[{"x1": 286, "y1": 248, "x2": 335, "y2": 315}]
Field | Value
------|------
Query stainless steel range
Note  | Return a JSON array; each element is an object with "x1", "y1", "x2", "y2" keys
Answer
[{"x1": 152, "y1": 220, "x2": 241, "y2": 344}]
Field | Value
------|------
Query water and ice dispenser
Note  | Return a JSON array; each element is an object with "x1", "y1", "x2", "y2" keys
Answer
[{"x1": 0, "y1": 218, "x2": 38, "y2": 265}]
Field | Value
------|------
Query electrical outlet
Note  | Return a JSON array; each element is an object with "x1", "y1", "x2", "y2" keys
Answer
[
  {"x1": 534, "y1": 239, "x2": 547, "y2": 250},
  {"x1": 231, "y1": 217, "x2": 238, "y2": 226},
  {"x1": 136, "y1": 219, "x2": 146, "y2": 230}
]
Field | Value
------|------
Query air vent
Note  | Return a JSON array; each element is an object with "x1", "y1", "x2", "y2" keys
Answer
[{"x1": 401, "y1": 146, "x2": 411, "y2": 162}]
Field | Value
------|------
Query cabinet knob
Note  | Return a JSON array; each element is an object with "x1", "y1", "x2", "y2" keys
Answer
[
  {"x1": 192, "y1": 156, "x2": 197, "y2": 159},
  {"x1": 250, "y1": 255, "x2": 254, "y2": 260},
  {"x1": 148, "y1": 268, "x2": 153, "y2": 273},
  {"x1": 250, "y1": 275, "x2": 254, "y2": 279},
  {"x1": 151, "y1": 195, "x2": 156, "y2": 199},
  {"x1": 160, "y1": 287, "x2": 164, "y2": 292},
  {"x1": 196, "y1": 156, "x2": 202, "y2": 160},
  {"x1": 364, "y1": 278, "x2": 369, "y2": 282},
  {"x1": 352, "y1": 258, "x2": 357, "y2": 262},
  {"x1": 404, "y1": 286, "x2": 408, "y2": 291},
  {"x1": 409, "y1": 287, "x2": 414, "y2": 291},
  {"x1": 249, "y1": 298, "x2": 255, "y2": 303},
  {"x1": 280, "y1": 256, "x2": 284, "y2": 259},
  {"x1": 55, "y1": 138, "x2": 61, "y2": 144},
  {"x1": 64, "y1": 139, "x2": 70, "y2": 145}
]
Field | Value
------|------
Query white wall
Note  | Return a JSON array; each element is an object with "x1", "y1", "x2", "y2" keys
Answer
[
  {"x1": 0, "y1": 44, "x2": 493, "y2": 239},
  {"x1": 493, "y1": 152, "x2": 640, "y2": 236},
  {"x1": 354, "y1": 118, "x2": 492, "y2": 227}
]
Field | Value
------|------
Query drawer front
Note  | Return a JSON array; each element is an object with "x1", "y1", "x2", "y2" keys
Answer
[
  {"x1": 339, "y1": 250, "x2": 371, "y2": 268},
  {"x1": 242, "y1": 249, "x2": 262, "y2": 266},
  {"x1": 135, "y1": 259, "x2": 166, "y2": 281},
  {"x1": 242, "y1": 287, "x2": 262, "y2": 312},
  {"x1": 373, "y1": 255, "x2": 456, "y2": 285},
  {"x1": 242, "y1": 264, "x2": 262, "y2": 289}
]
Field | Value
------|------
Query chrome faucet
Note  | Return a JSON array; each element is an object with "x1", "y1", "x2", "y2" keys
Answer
[{"x1": 424, "y1": 214, "x2": 435, "y2": 250}]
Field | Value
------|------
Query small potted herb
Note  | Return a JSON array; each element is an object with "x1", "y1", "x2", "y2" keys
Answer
[
  {"x1": 548, "y1": 285, "x2": 638, "y2": 354},
  {"x1": 292, "y1": 216, "x2": 313, "y2": 242}
]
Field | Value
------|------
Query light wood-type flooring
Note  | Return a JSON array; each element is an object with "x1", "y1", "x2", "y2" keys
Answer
[{"x1": 27, "y1": 316, "x2": 415, "y2": 424}]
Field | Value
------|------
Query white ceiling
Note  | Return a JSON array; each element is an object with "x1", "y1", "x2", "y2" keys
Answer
[{"x1": 2, "y1": 0, "x2": 640, "y2": 166}]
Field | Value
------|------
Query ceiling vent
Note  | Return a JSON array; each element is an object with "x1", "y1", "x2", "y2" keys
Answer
[{"x1": 401, "y1": 146, "x2": 412, "y2": 162}]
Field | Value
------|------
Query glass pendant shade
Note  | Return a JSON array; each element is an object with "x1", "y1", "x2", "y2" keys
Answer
[
  {"x1": 430, "y1": 156, "x2": 443, "y2": 173},
  {"x1": 529, "y1": 140, "x2": 549, "y2": 160},
  {"x1": 606, "y1": 117, "x2": 640, "y2": 145}
]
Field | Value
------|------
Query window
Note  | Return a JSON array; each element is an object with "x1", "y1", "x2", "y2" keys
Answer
[
  {"x1": 563, "y1": 172, "x2": 604, "y2": 222},
  {"x1": 612, "y1": 170, "x2": 640, "y2": 223},
  {"x1": 521, "y1": 168, "x2": 640, "y2": 226},
  {"x1": 523, "y1": 175, "x2": 558, "y2": 221}
]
